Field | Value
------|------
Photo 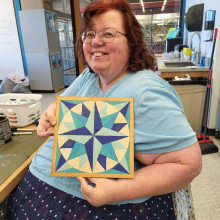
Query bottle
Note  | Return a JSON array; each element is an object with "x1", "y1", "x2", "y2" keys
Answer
[{"x1": 200, "y1": 53, "x2": 206, "y2": 66}]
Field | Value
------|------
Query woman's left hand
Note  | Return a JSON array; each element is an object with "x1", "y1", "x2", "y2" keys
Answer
[{"x1": 77, "y1": 177, "x2": 119, "y2": 207}]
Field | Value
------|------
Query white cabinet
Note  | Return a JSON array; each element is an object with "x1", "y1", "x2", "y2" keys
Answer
[{"x1": 19, "y1": 9, "x2": 64, "y2": 91}]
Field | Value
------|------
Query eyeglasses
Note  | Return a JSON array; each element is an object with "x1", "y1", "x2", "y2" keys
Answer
[{"x1": 82, "y1": 28, "x2": 126, "y2": 44}]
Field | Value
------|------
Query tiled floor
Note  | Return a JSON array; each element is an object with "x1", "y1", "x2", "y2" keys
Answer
[{"x1": 40, "y1": 89, "x2": 220, "y2": 220}]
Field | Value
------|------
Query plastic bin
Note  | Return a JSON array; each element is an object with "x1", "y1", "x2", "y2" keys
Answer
[{"x1": 0, "y1": 93, "x2": 42, "y2": 127}]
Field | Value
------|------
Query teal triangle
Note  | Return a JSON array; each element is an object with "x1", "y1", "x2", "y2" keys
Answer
[
  {"x1": 67, "y1": 142, "x2": 86, "y2": 160},
  {"x1": 125, "y1": 105, "x2": 130, "y2": 126},
  {"x1": 57, "y1": 166, "x2": 85, "y2": 173},
  {"x1": 119, "y1": 156, "x2": 129, "y2": 172},
  {"x1": 101, "y1": 112, "x2": 118, "y2": 129},
  {"x1": 58, "y1": 104, "x2": 64, "y2": 124},
  {"x1": 55, "y1": 144, "x2": 61, "y2": 168},
  {"x1": 71, "y1": 112, "x2": 88, "y2": 127},
  {"x1": 100, "y1": 168, "x2": 126, "y2": 174},
  {"x1": 100, "y1": 143, "x2": 118, "y2": 162}
]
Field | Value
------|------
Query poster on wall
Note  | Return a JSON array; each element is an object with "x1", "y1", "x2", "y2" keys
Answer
[{"x1": 0, "y1": 0, "x2": 25, "y2": 80}]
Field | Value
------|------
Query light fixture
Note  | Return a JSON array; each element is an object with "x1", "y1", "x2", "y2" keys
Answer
[
  {"x1": 140, "y1": 0, "x2": 145, "y2": 13},
  {"x1": 161, "y1": 0, "x2": 167, "y2": 12}
]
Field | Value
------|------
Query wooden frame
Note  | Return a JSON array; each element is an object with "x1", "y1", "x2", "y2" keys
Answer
[{"x1": 52, "y1": 96, "x2": 134, "y2": 178}]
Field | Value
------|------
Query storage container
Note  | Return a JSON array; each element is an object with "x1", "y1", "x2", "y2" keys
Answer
[{"x1": 0, "y1": 93, "x2": 42, "y2": 127}]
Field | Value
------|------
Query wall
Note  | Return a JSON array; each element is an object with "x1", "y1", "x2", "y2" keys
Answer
[
  {"x1": 0, "y1": 0, "x2": 25, "y2": 80},
  {"x1": 185, "y1": 0, "x2": 220, "y2": 129}
]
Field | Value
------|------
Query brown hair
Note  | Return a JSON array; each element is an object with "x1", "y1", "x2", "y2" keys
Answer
[{"x1": 75, "y1": 0, "x2": 156, "y2": 72}]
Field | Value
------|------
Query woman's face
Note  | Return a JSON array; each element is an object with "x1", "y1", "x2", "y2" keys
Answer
[{"x1": 83, "y1": 10, "x2": 130, "y2": 80}]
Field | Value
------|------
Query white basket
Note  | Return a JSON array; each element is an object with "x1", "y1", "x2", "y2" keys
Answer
[{"x1": 0, "y1": 93, "x2": 42, "y2": 127}]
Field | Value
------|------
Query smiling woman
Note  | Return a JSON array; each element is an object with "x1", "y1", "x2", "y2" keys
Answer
[{"x1": 7, "y1": 0, "x2": 201, "y2": 219}]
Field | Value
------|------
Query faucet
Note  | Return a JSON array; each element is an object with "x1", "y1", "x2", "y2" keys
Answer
[{"x1": 189, "y1": 32, "x2": 201, "y2": 64}]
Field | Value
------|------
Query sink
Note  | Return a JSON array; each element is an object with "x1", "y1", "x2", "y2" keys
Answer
[{"x1": 164, "y1": 61, "x2": 197, "y2": 68}]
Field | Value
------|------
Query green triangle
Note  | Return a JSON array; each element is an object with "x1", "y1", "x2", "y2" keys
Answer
[
  {"x1": 96, "y1": 127, "x2": 126, "y2": 137},
  {"x1": 62, "y1": 121, "x2": 76, "y2": 131},
  {"x1": 79, "y1": 154, "x2": 89, "y2": 169},
  {"x1": 111, "y1": 140, "x2": 126, "y2": 150},
  {"x1": 100, "y1": 143, "x2": 118, "y2": 162},
  {"x1": 93, "y1": 137, "x2": 103, "y2": 169},
  {"x1": 61, "y1": 102, "x2": 70, "y2": 115},
  {"x1": 61, "y1": 135, "x2": 92, "y2": 144},
  {"x1": 56, "y1": 160, "x2": 73, "y2": 172},
  {"x1": 85, "y1": 102, "x2": 95, "y2": 134},
  {"x1": 99, "y1": 104, "x2": 108, "y2": 118},
  {"x1": 125, "y1": 145, "x2": 130, "y2": 170},
  {"x1": 112, "y1": 102, "x2": 129, "y2": 111}
]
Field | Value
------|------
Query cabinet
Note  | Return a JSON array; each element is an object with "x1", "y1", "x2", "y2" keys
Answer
[
  {"x1": 172, "y1": 84, "x2": 206, "y2": 135},
  {"x1": 19, "y1": 9, "x2": 64, "y2": 91}
]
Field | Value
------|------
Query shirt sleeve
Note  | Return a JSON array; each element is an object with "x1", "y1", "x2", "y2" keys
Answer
[{"x1": 134, "y1": 82, "x2": 197, "y2": 154}]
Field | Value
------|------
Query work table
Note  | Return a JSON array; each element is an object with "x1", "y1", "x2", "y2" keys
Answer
[{"x1": 157, "y1": 58, "x2": 209, "y2": 79}]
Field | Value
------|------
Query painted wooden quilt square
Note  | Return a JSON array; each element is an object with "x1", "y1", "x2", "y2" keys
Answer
[{"x1": 52, "y1": 96, "x2": 134, "y2": 178}]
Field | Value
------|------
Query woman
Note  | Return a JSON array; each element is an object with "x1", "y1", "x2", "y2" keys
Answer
[{"x1": 7, "y1": 0, "x2": 202, "y2": 219}]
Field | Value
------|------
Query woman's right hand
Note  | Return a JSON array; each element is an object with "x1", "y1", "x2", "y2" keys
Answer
[{"x1": 37, "y1": 102, "x2": 57, "y2": 137}]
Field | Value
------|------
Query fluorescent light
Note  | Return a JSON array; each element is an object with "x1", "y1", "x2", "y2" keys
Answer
[
  {"x1": 161, "y1": 0, "x2": 167, "y2": 11},
  {"x1": 140, "y1": 0, "x2": 145, "y2": 13}
]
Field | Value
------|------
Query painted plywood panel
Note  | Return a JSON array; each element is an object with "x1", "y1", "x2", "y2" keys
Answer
[{"x1": 52, "y1": 96, "x2": 134, "y2": 178}]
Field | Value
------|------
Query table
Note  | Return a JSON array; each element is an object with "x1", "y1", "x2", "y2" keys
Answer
[{"x1": 0, "y1": 126, "x2": 48, "y2": 203}]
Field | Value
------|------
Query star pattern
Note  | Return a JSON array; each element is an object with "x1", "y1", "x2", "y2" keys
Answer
[{"x1": 53, "y1": 99, "x2": 133, "y2": 177}]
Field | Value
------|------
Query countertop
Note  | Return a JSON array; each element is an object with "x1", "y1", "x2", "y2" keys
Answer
[{"x1": 157, "y1": 57, "x2": 209, "y2": 72}]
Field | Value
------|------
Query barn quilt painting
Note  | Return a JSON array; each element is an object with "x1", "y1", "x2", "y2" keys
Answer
[{"x1": 52, "y1": 96, "x2": 134, "y2": 178}]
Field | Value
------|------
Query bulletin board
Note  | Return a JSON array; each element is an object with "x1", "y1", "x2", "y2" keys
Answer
[
  {"x1": 0, "y1": 0, "x2": 25, "y2": 80},
  {"x1": 52, "y1": 96, "x2": 134, "y2": 179}
]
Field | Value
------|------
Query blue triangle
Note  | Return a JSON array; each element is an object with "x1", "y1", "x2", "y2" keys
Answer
[
  {"x1": 96, "y1": 135, "x2": 127, "y2": 145},
  {"x1": 85, "y1": 137, "x2": 94, "y2": 171},
  {"x1": 112, "y1": 163, "x2": 129, "y2": 174},
  {"x1": 82, "y1": 104, "x2": 90, "y2": 118},
  {"x1": 56, "y1": 153, "x2": 67, "y2": 171},
  {"x1": 60, "y1": 127, "x2": 92, "y2": 135},
  {"x1": 112, "y1": 123, "x2": 127, "y2": 132},
  {"x1": 120, "y1": 103, "x2": 129, "y2": 117},
  {"x1": 97, "y1": 154, "x2": 106, "y2": 170},
  {"x1": 94, "y1": 103, "x2": 103, "y2": 133},
  {"x1": 60, "y1": 139, "x2": 75, "y2": 148},
  {"x1": 61, "y1": 100, "x2": 77, "y2": 110}
]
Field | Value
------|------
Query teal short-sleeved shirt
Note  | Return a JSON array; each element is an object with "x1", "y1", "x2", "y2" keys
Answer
[{"x1": 30, "y1": 68, "x2": 197, "y2": 204}]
